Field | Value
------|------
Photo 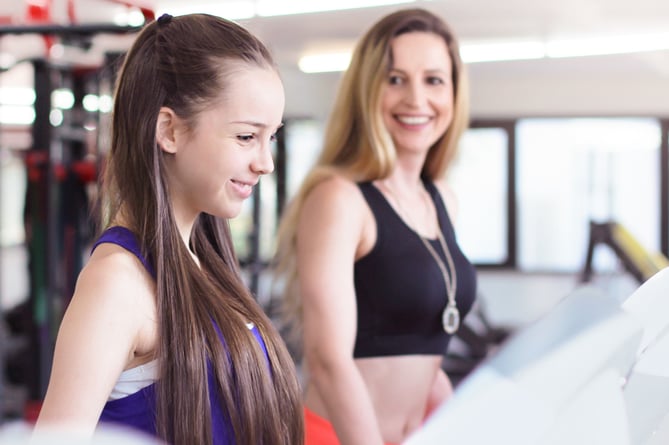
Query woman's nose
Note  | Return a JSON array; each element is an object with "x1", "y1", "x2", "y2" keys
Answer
[{"x1": 405, "y1": 81, "x2": 426, "y2": 106}]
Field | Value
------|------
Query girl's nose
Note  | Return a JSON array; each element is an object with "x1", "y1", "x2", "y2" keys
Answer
[{"x1": 251, "y1": 142, "x2": 275, "y2": 175}]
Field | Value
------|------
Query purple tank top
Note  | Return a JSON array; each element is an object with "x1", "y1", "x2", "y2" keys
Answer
[{"x1": 94, "y1": 226, "x2": 269, "y2": 444}]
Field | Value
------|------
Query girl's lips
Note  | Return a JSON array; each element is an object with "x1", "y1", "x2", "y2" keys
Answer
[{"x1": 230, "y1": 179, "x2": 255, "y2": 199}]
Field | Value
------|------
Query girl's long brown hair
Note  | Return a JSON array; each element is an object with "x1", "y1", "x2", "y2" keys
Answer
[
  {"x1": 101, "y1": 14, "x2": 303, "y2": 445},
  {"x1": 274, "y1": 8, "x2": 470, "y2": 348}
]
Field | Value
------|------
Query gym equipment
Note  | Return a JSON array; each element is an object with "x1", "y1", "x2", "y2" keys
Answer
[
  {"x1": 581, "y1": 220, "x2": 669, "y2": 284},
  {"x1": 405, "y1": 288, "x2": 641, "y2": 445},
  {"x1": 620, "y1": 267, "x2": 669, "y2": 445},
  {"x1": 0, "y1": 0, "x2": 147, "y2": 418},
  {"x1": 442, "y1": 300, "x2": 510, "y2": 387}
]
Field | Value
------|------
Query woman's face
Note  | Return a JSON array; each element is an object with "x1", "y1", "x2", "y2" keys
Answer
[
  {"x1": 380, "y1": 32, "x2": 454, "y2": 156},
  {"x1": 166, "y1": 65, "x2": 284, "y2": 224}
]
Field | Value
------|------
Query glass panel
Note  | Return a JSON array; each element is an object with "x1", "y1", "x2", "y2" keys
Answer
[
  {"x1": 0, "y1": 148, "x2": 27, "y2": 246},
  {"x1": 230, "y1": 139, "x2": 280, "y2": 263},
  {"x1": 259, "y1": 171, "x2": 277, "y2": 260},
  {"x1": 448, "y1": 127, "x2": 508, "y2": 264},
  {"x1": 285, "y1": 118, "x2": 323, "y2": 200},
  {"x1": 231, "y1": 118, "x2": 324, "y2": 263},
  {"x1": 229, "y1": 193, "x2": 254, "y2": 261},
  {"x1": 517, "y1": 118, "x2": 661, "y2": 271}
]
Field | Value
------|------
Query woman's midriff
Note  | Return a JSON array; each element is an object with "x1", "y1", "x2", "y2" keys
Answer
[{"x1": 304, "y1": 354, "x2": 443, "y2": 444}]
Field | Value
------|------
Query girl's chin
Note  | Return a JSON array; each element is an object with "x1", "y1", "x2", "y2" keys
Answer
[{"x1": 222, "y1": 206, "x2": 243, "y2": 220}]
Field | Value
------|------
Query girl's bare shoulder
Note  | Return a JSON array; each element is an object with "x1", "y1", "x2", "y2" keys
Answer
[{"x1": 75, "y1": 242, "x2": 156, "y2": 310}]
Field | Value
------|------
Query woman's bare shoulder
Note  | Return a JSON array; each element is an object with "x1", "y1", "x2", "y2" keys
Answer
[{"x1": 304, "y1": 173, "x2": 367, "y2": 212}]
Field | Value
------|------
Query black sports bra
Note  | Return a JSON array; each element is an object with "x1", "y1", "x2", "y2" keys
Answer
[{"x1": 353, "y1": 180, "x2": 477, "y2": 358}]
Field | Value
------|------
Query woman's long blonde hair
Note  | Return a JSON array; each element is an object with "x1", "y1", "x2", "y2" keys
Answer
[{"x1": 274, "y1": 8, "x2": 470, "y2": 351}]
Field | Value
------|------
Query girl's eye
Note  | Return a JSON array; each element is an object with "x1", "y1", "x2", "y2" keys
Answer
[
  {"x1": 237, "y1": 134, "x2": 254, "y2": 142},
  {"x1": 427, "y1": 76, "x2": 444, "y2": 85}
]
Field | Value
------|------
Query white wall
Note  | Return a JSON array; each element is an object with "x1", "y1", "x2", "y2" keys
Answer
[{"x1": 281, "y1": 49, "x2": 669, "y2": 120}]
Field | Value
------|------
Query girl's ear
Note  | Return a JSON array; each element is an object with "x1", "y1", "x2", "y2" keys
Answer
[{"x1": 156, "y1": 107, "x2": 179, "y2": 154}]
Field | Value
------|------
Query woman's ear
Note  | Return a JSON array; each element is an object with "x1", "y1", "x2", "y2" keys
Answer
[{"x1": 156, "y1": 107, "x2": 179, "y2": 154}]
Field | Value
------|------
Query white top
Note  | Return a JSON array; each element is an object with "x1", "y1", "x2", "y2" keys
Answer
[
  {"x1": 108, "y1": 359, "x2": 159, "y2": 401},
  {"x1": 107, "y1": 322, "x2": 257, "y2": 400}
]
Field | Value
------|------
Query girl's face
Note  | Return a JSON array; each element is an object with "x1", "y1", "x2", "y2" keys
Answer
[
  {"x1": 380, "y1": 32, "x2": 454, "y2": 156},
  {"x1": 166, "y1": 65, "x2": 284, "y2": 226}
]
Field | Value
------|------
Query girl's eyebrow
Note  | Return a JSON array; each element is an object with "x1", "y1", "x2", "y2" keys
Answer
[
  {"x1": 230, "y1": 121, "x2": 285, "y2": 130},
  {"x1": 230, "y1": 120, "x2": 268, "y2": 128}
]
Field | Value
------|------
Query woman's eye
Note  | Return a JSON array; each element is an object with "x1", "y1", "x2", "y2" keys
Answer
[
  {"x1": 270, "y1": 133, "x2": 278, "y2": 142},
  {"x1": 427, "y1": 76, "x2": 444, "y2": 85},
  {"x1": 388, "y1": 75, "x2": 403, "y2": 85},
  {"x1": 237, "y1": 134, "x2": 254, "y2": 142}
]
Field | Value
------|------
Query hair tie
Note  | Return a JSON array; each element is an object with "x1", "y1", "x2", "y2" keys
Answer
[{"x1": 157, "y1": 13, "x2": 172, "y2": 26}]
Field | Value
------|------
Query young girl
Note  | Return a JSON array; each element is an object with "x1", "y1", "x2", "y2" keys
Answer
[{"x1": 35, "y1": 13, "x2": 303, "y2": 445}]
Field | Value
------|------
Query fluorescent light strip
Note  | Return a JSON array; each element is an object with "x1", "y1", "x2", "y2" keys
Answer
[
  {"x1": 299, "y1": 52, "x2": 352, "y2": 73},
  {"x1": 460, "y1": 41, "x2": 545, "y2": 63},
  {"x1": 256, "y1": 0, "x2": 417, "y2": 17},
  {"x1": 157, "y1": 1, "x2": 256, "y2": 20},
  {"x1": 158, "y1": 0, "x2": 416, "y2": 20},
  {"x1": 299, "y1": 32, "x2": 669, "y2": 73},
  {"x1": 465, "y1": 32, "x2": 669, "y2": 63},
  {"x1": 0, "y1": 87, "x2": 36, "y2": 106},
  {"x1": 113, "y1": 8, "x2": 148, "y2": 26},
  {"x1": 0, "y1": 106, "x2": 35, "y2": 125},
  {"x1": 546, "y1": 32, "x2": 669, "y2": 58}
]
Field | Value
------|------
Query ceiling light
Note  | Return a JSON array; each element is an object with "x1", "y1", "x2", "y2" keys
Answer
[
  {"x1": 0, "y1": 87, "x2": 36, "y2": 106},
  {"x1": 49, "y1": 109, "x2": 63, "y2": 126},
  {"x1": 113, "y1": 7, "x2": 147, "y2": 26},
  {"x1": 546, "y1": 32, "x2": 669, "y2": 58},
  {"x1": 158, "y1": 0, "x2": 418, "y2": 19},
  {"x1": 82, "y1": 94, "x2": 99, "y2": 112},
  {"x1": 0, "y1": 106, "x2": 35, "y2": 125},
  {"x1": 256, "y1": 0, "x2": 417, "y2": 17},
  {"x1": 49, "y1": 43, "x2": 65, "y2": 59},
  {"x1": 52, "y1": 88, "x2": 74, "y2": 110},
  {"x1": 460, "y1": 41, "x2": 545, "y2": 63},
  {"x1": 156, "y1": 1, "x2": 256, "y2": 20},
  {"x1": 0, "y1": 52, "x2": 16, "y2": 70},
  {"x1": 298, "y1": 52, "x2": 352, "y2": 73},
  {"x1": 98, "y1": 94, "x2": 114, "y2": 113}
]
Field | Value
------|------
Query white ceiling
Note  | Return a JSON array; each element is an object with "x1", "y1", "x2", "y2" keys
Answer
[
  {"x1": 0, "y1": 0, "x2": 668, "y2": 117},
  {"x1": 0, "y1": 0, "x2": 667, "y2": 69}
]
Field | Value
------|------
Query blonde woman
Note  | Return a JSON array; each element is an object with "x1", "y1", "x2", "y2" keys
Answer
[{"x1": 275, "y1": 8, "x2": 477, "y2": 445}]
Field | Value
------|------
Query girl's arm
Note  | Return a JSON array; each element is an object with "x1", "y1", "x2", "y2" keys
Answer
[{"x1": 34, "y1": 249, "x2": 153, "y2": 436}]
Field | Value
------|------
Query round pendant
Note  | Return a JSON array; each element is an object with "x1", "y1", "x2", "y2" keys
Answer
[{"x1": 442, "y1": 304, "x2": 460, "y2": 334}]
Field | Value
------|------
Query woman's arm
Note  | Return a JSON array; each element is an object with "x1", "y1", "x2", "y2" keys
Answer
[
  {"x1": 34, "y1": 250, "x2": 153, "y2": 436},
  {"x1": 297, "y1": 176, "x2": 384, "y2": 445}
]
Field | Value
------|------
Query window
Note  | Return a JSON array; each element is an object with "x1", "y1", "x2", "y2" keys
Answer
[
  {"x1": 516, "y1": 118, "x2": 661, "y2": 272},
  {"x1": 449, "y1": 125, "x2": 510, "y2": 265}
]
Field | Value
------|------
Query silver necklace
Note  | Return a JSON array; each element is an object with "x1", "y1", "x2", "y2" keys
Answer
[
  {"x1": 419, "y1": 230, "x2": 460, "y2": 334},
  {"x1": 382, "y1": 182, "x2": 460, "y2": 334}
]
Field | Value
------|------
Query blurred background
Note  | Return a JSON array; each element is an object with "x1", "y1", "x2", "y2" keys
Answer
[{"x1": 0, "y1": 0, "x2": 668, "y2": 429}]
